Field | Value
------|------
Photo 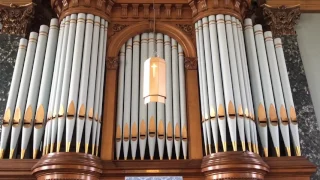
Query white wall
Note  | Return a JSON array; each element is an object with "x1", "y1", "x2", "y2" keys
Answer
[{"x1": 296, "y1": 13, "x2": 320, "y2": 127}]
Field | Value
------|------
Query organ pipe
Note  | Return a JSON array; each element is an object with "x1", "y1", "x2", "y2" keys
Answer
[
  {"x1": 201, "y1": 17, "x2": 218, "y2": 153},
  {"x1": 76, "y1": 14, "x2": 94, "y2": 152},
  {"x1": 216, "y1": 14, "x2": 236, "y2": 152},
  {"x1": 131, "y1": 34, "x2": 140, "y2": 160},
  {"x1": 178, "y1": 44, "x2": 187, "y2": 159},
  {"x1": 10, "y1": 32, "x2": 39, "y2": 159},
  {"x1": 139, "y1": 33, "x2": 148, "y2": 160},
  {"x1": 264, "y1": 31, "x2": 291, "y2": 156},
  {"x1": 123, "y1": 38, "x2": 133, "y2": 160},
  {"x1": 164, "y1": 34, "x2": 173, "y2": 160},
  {"x1": 274, "y1": 38, "x2": 301, "y2": 156},
  {"x1": 85, "y1": 16, "x2": 101, "y2": 154},
  {"x1": 0, "y1": 38, "x2": 28, "y2": 159},
  {"x1": 156, "y1": 33, "x2": 165, "y2": 160},
  {"x1": 244, "y1": 19, "x2": 268, "y2": 156},
  {"x1": 254, "y1": 24, "x2": 280, "y2": 157},
  {"x1": 27, "y1": 19, "x2": 58, "y2": 159},
  {"x1": 208, "y1": 15, "x2": 227, "y2": 152},
  {"x1": 66, "y1": 13, "x2": 86, "y2": 152},
  {"x1": 197, "y1": 20, "x2": 212, "y2": 154}
]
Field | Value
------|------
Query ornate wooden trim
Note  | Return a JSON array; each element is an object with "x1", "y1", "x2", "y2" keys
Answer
[
  {"x1": 190, "y1": 0, "x2": 251, "y2": 23},
  {"x1": 262, "y1": 4, "x2": 301, "y2": 37},
  {"x1": 184, "y1": 57, "x2": 198, "y2": 70},
  {"x1": 106, "y1": 57, "x2": 119, "y2": 70},
  {"x1": 0, "y1": 3, "x2": 35, "y2": 36},
  {"x1": 106, "y1": 21, "x2": 197, "y2": 58},
  {"x1": 266, "y1": 0, "x2": 320, "y2": 12}
]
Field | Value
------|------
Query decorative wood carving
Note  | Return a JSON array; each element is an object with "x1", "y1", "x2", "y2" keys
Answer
[
  {"x1": 262, "y1": 4, "x2": 301, "y2": 37},
  {"x1": 201, "y1": 151, "x2": 270, "y2": 180},
  {"x1": 154, "y1": 4, "x2": 161, "y2": 18},
  {"x1": 266, "y1": 0, "x2": 320, "y2": 12},
  {"x1": 132, "y1": 4, "x2": 139, "y2": 18},
  {"x1": 175, "y1": 4, "x2": 183, "y2": 18},
  {"x1": 106, "y1": 57, "x2": 119, "y2": 70},
  {"x1": 32, "y1": 152, "x2": 102, "y2": 180},
  {"x1": 164, "y1": 4, "x2": 172, "y2": 18},
  {"x1": 0, "y1": 3, "x2": 35, "y2": 36},
  {"x1": 189, "y1": 0, "x2": 198, "y2": 16},
  {"x1": 184, "y1": 57, "x2": 198, "y2": 70},
  {"x1": 143, "y1": 4, "x2": 150, "y2": 18},
  {"x1": 121, "y1": 4, "x2": 128, "y2": 18},
  {"x1": 176, "y1": 24, "x2": 193, "y2": 35}
]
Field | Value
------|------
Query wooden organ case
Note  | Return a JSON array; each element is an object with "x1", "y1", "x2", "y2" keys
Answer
[{"x1": 0, "y1": 0, "x2": 316, "y2": 179}]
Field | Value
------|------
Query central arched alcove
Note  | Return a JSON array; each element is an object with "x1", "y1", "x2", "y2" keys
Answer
[{"x1": 115, "y1": 32, "x2": 188, "y2": 161}]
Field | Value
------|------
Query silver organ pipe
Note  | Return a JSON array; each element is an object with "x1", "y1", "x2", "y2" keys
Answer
[
  {"x1": 115, "y1": 33, "x2": 187, "y2": 160},
  {"x1": 0, "y1": 38, "x2": 28, "y2": 159},
  {"x1": 208, "y1": 15, "x2": 227, "y2": 152},
  {"x1": 147, "y1": 32, "x2": 157, "y2": 160},
  {"x1": 10, "y1": 32, "x2": 39, "y2": 159},
  {"x1": 197, "y1": 20, "x2": 212, "y2": 154},
  {"x1": 156, "y1": 33, "x2": 165, "y2": 160},
  {"x1": 201, "y1": 17, "x2": 218, "y2": 154},
  {"x1": 30, "y1": 19, "x2": 59, "y2": 159},
  {"x1": 139, "y1": 33, "x2": 148, "y2": 160},
  {"x1": 264, "y1": 31, "x2": 291, "y2": 156},
  {"x1": 131, "y1": 34, "x2": 140, "y2": 160},
  {"x1": 254, "y1": 24, "x2": 280, "y2": 157},
  {"x1": 274, "y1": 38, "x2": 301, "y2": 156},
  {"x1": 76, "y1": 14, "x2": 94, "y2": 153}
]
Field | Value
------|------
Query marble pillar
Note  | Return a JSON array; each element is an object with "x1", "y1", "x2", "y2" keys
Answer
[
  {"x1": 0, "y1": 34, "x2": 21, "y2": 131},
  {"x1": 264, "y1": 5, "x2": 320, "y2": 179}
]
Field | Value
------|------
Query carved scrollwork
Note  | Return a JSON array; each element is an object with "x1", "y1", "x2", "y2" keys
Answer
[
  {"x1": 0, "y1": 3, "x2": 35, "y2": 36},
  {"x1": 184, "y1": 57, "x2": 198, "y2": 70},
  {"x1": 112, "y1": 23, "x2": 129, "y2": 32},
  {"x1": 106, "y1": 57, "x2": 119, "y2": 70},
  {"x1": 262, "y1": 4, "x2": 301, "y2": 37},
  {"x1": 176, "y1": 24, "x2": 193, "y2": 35}
]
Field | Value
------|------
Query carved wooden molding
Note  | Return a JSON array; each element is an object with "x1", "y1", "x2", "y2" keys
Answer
[
  {"x1": 106, "y1": 57, "x2": 119, "y2": 70},
  {"x1": 0, "y1": 3, "x2": 35, "y2": 36},
  {"x1": 184, "y1": 57, "x2": 198, "y2": 70},
  {"x1": 266, "y1": 0, "x2": 320, "y2": 12},
  {"x1": 50, "y1": 0, "x2": 115, "y2": 21},
  {"x1": 176, "y1": 24, "x2": 193, "y2": 35},
  {"x1": 262, "y1": 4, "x2": 301, "y2": 37}
]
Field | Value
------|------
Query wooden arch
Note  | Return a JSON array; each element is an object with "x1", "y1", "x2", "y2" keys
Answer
[{"x1": 106, "y1": 21, "x2": 197, "y2": 58}]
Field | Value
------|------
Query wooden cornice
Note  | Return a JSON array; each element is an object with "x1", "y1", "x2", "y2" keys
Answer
[{"x1": 266, "y1": 0, "x2": 320, "y2": 12}]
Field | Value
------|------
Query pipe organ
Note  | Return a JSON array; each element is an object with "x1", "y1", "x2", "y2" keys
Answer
[
  {"x1": 196, "y1": 15, "x2": 301, "y2": 157},
  {"x1": 115, "y1": 33, "x2": 188, "y2": 160},
  {"x1": 0, "y1": 13, "x2": 108, "y2": 159}
]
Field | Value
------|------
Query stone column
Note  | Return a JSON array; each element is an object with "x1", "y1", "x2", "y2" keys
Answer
[
  {"x1": 263, "y1": 5, "x2": 320, "y2": 180},
  {"x1": 0, "y1": 3, "x2": 34, "y2": 129}
]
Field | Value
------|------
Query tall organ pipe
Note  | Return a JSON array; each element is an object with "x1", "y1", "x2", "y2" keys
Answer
[
  {"x1": 76, "y1": 14, "x2": 94, "y2": 152},
  {"x1": 10, "y1": 32, "x2": 39, "y2": 159},
  {"x1": 244, "y1": 19, "x2": 268, "y2": 156},
  {"x1": 226, "y1": 15, "x2": 244, "y2": 151},
  {"x1": 0, "y1": 38, "x2": 28, "y2": 159},
  {"x1": 172, "y1": 39, "x2": 181, "y2": 159},
  {"x1": 131, "y1": 34, "x2": 140, "y2": 160},
  {"x1": 85, "y1": 16, "x2": 100, "y2": 154},
  {"x1": 274, "y1": 38, "x2": 301, "y2": 156},
  {"x1": 201, "y1": 17, "x2": 218, "y2": 153},
  {"x1": 164, "y1": 34, "x2": 173, "y2": 159},
  {"x1": 96, "y1": 22, "x2": 108, "y2": 156},
  {"x1": 148, "y1": 32, "x2": 157, "y2": 160},
  {"x1": 178, "y1": 44, "x2": 187, "y2": 159},
  {"x1": 57, "y1": 14, "x2": 77, "y2": 152},
  {"x1": 53, "y1": 15, "x2": 70, "y2": 152},
  {"x1": 139, "y1": 33, "x2": 148, "y2": 160},
  {"x1": 66, "y1": 13, "x2": 86, "y2": 152},
  {"x1": 231, "y1": 17, "x2": 246, "y2": 151},
  {"x1": 92, "y1": 19, "x2": 105, "y2": 155},
  {"x1": 116, "y1": 45, "x2": 125, "y2": 160},
  {"x1": 254, "y1": 24, "x2": 280, "y2": 157},
  {"x1": 216, "y1": 14, "x2": 236, "y2": 152},
  {"x1": 49, "y1": 19, "x2": 65, "y2": 153},
  {"x1": 123, "y1": 38, "x2": 133, "y2": 160},
  {"x1": 264, "y1": 31, "x2": 291, "y2": 156},
  {"x1": 197, "y1": 20, "x2": 212, "y2": 154},
  {"x1": 195, "y1": 23, "x2": 208, "y2": 155},
  {"x1": 27, "y1": 19, "x2": 58, "y2": 159},
  {"x1": 208, "y1": 15, "x2": 227, "y2": 152},
  {"x1": 156, "y1": 33, "x2": 165, "y2": 160}
]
